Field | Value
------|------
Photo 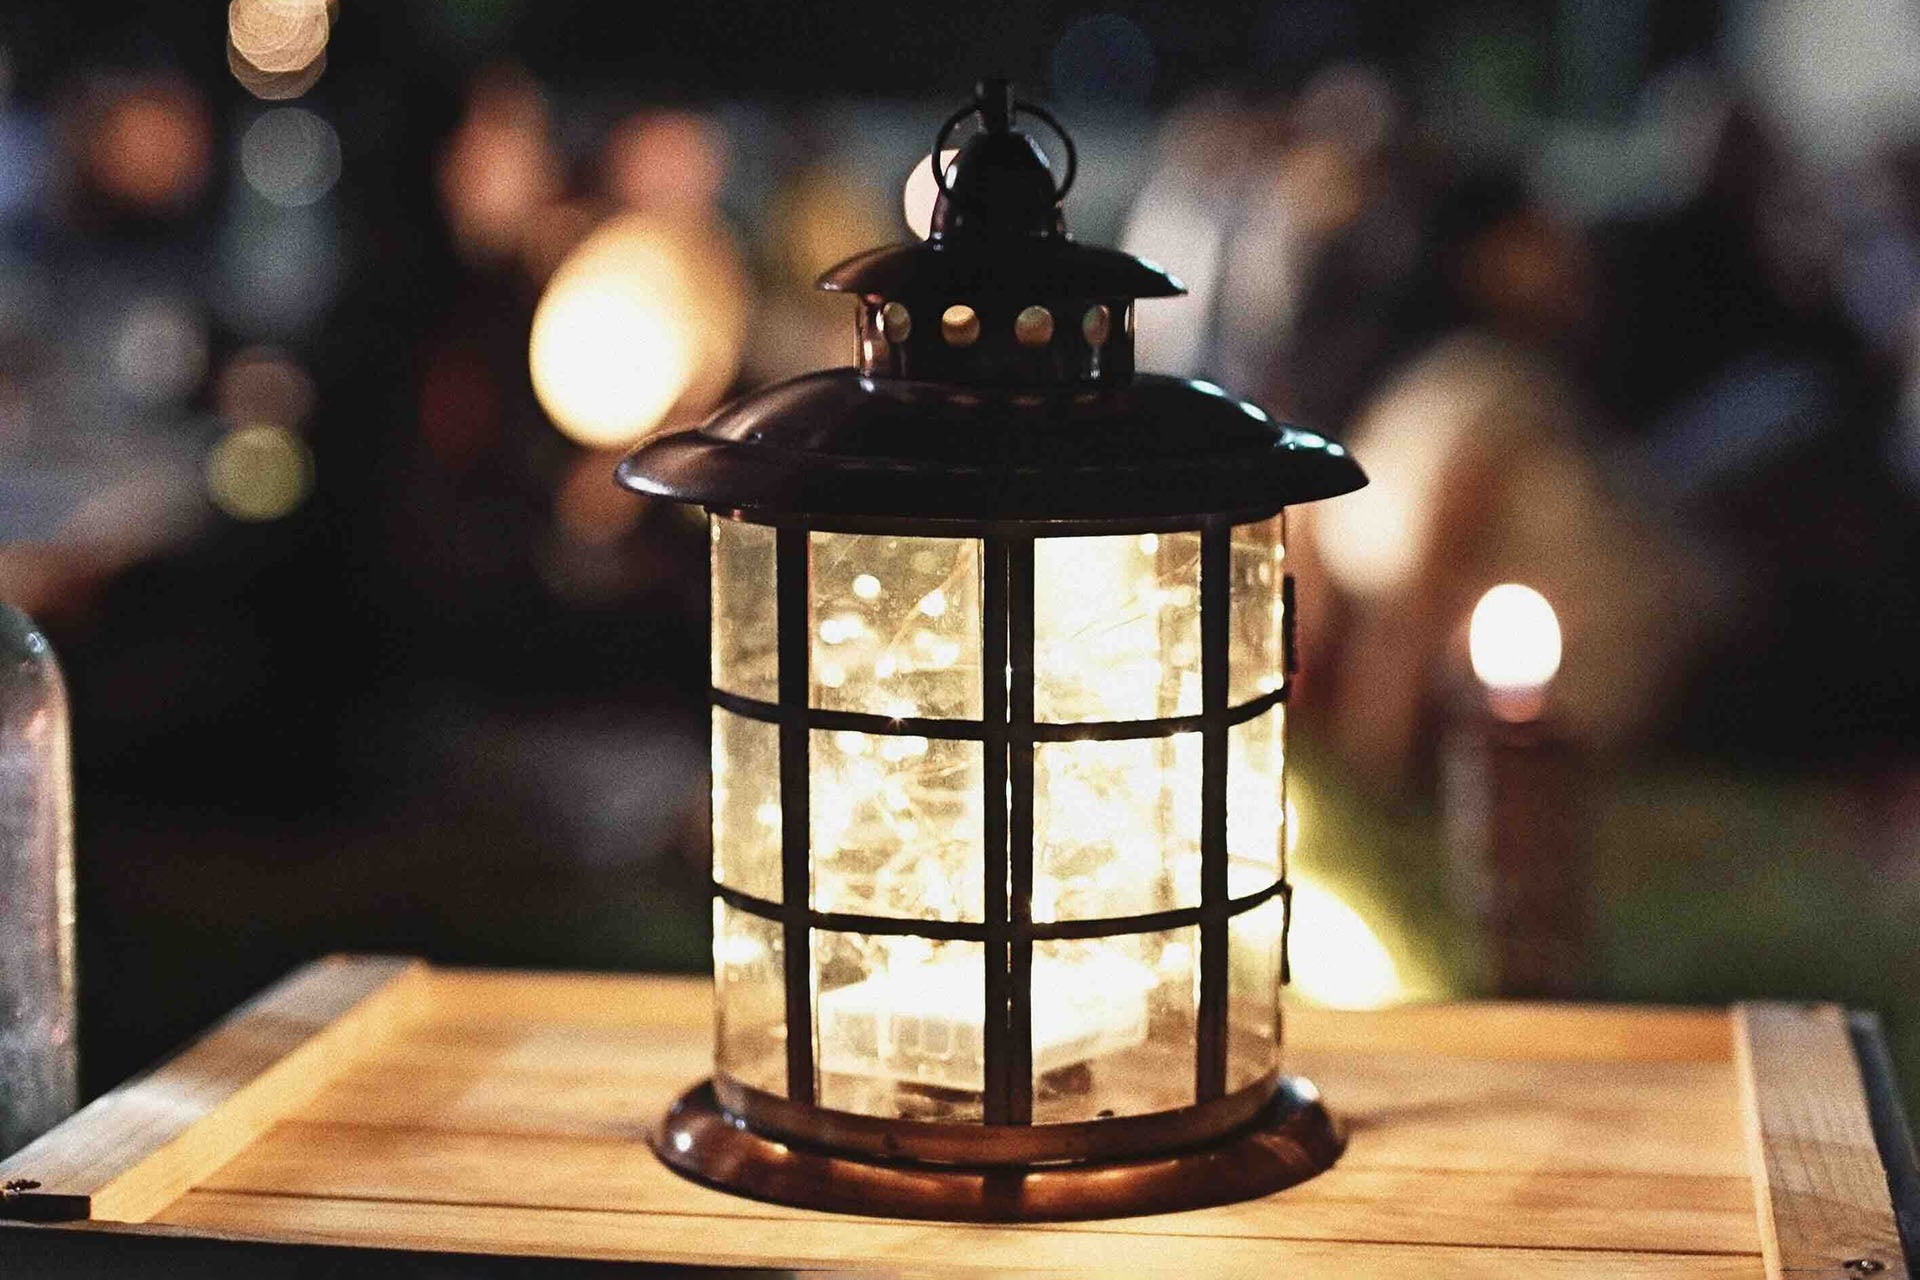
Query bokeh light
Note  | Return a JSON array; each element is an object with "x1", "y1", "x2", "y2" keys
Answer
[
  {"x1": 228, "y1": 42, "x2": 324, "y2": 102},
  {"x1": 239, "y1": 108, "x2": 341, "y2": 207},
  {"x1": 777, "y1": 164, "x2": 893, "y2": 285},
  {"x1": 0, "y1": 111, "x2": 46, "y2": 223},
  {"x1": 531, "y1": 267, "x2": 691, "y2": 449},
  {"x1": 1469, "y1": 583, "x2": 1563, "y2": 694},
  {"x1": 437, "y1": 69, "x2": 560, "y2": 262},
  {"x1": 529, "y1": 213, "x2": 752, "y2": 449},
  {"x1": 228, "y1": 0, "x2": 332, "y2": 99},
  {"x1": 605, "y1": 112, "x2": 727, "y2": 216},
  {"x1": 902, "y1": 148, "x2": 958, "y2": 240},
  {"x1": 112, "y1": 298, "x2": 208, "y2": 407},
  {"x1": 205, "y1": 423, "x2": 315, "y2": 522},
  {"x1": 84, "y1": 81, "x2": 212, "y2": 211},
  {"x1": 216, "y1": 347, "x2": 316, "y2": 429},
  {"x1": 214, "y1": 201, "x2": 343, "y2": 337}
]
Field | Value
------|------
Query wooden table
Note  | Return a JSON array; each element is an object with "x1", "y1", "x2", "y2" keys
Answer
[{"x1": 1, "y1": 956, "x2": 1914, "y2": 1277}]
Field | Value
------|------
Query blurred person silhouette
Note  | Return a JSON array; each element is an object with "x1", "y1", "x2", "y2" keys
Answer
[
  {"x1": 1588, "y1": 102, "x2": 1920, "y2": 766},
  {"x1": 1299, "y1": 166, "x2": 1724, "y2": 785}
]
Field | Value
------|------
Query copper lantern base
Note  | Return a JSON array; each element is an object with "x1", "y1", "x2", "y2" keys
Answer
[{"x1": 652, "y1": 1077, "x2": 1342, "y2": 1222}]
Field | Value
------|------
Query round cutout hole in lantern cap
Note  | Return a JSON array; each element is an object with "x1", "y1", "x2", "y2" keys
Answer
[{"x1": 621, "y1": 79, "x2": 1365, "y2": 1222}]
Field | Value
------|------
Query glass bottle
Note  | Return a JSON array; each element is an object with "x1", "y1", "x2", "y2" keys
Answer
[{"x1": 0, "y1": 603, "x2": 76, "y2": 1157}]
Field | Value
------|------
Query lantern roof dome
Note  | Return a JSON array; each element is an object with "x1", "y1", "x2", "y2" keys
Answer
[
  {"x1": 616, "y1": 369, "x2": 1361, "y2": 524},
  {"x1": 820, "y1": 80, "x2": 1183, "y2": 303},
  {"x1": 617, "y1": 81, "x2": 1365, "y2": 525},
  {"x1": 817, "y1": 239, "x2": 1185, "y2": 303}
]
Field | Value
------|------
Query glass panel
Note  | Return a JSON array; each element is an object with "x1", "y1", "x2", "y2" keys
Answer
[
  {"x1": 711, "y1": 708, "x2": 783, "y2": 902},
  {"x1": 1033, "y1": 733, "x2": 1200, "y2": 922},
  {"x1": 1227, "y1": 705, "x2": 1286, "y2": 897},
  {"x1": 1228, "y1": 513, "x2": 1286, "y2": 706},
  {"x1": 714, "y1": 901, "x2": 786, "y2": 1096},
  {"x1": 810, "y1": 729, "x2": 983, "y2": 922},
  {"x1": 814, "y1": 931, "x2": 984, "y2": 1121},
  {"x1": 809, "y1": 532, "x2": 982, "y2": 720},
  {"x1": 711, "y1": 517, "x2": 779, "y2": 701},
  {"x1": 1030, "y1": 927, "x2": 1199, "y2": 1122},
  {"x1": 1227, "y1": 896, "x2": 1285, "y2": 1092},
  {"x1": 1034, "y1": 531, "x2": 1202, "y2": 723}
]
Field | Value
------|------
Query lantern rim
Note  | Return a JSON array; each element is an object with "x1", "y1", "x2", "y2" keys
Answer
[
  {"x1": 654, "y1": 1076, "x2": 1342, "y2": 1220},
  {"x1": 711, "y1": 1070, "x2": 1286, "y2": 1167},
  {"x1": 616, "y1": 368, "x2": 1365, "y2": 521}
]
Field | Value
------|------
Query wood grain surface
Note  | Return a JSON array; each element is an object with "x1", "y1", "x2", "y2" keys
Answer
[
  {"x1": 6, "y1": 958, "x2": 1898, "y2": 1276},
  {"x1": 0, "y1": 955, "x2": 428, "y2": 1223},
  {"x1": 1735, "y1": 1002, "x2": 1908, "y2": 1279}
]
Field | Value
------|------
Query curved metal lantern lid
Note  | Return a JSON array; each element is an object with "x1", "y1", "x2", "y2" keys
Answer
[
  {"x1": 617, "y1": 370, "x2": 1361, "y2": 522},
  {"x1": 618, "y1": 80, "x2": 1365, "y2": 524},
  {"x1": 817, "y1": 238, "x2": 1185, "y2": 303}
]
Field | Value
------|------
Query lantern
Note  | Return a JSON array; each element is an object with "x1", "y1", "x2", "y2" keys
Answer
[{"x1": 623, "y1": 82, "x2": 1365, "y2": 1220}]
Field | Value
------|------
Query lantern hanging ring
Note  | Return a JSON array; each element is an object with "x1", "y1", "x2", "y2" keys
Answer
[{"x1": 932, "y1": 78, "x2": 1077, "y2": 209}]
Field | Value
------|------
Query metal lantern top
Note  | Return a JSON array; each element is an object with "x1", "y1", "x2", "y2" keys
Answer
[{"x1": 617, "y1": 80, "x2": 1366, "y2": 525}]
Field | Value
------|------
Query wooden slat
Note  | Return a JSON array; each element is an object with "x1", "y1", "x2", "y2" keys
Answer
[
  {"x1": 1297, "y1": 1050, "x2": 1750, "y2": 1177},
  {"x1": 1734, "y1": 1003, "x2": 1908, "y2": 1278},
  {"x1": 409, "y1": 973, "x2": 1733, "y2": 1060},
  {"x1": 160, "y1": 1190, "x2": 1766, "y2": 1278},
  {"x1": 416, "y1": 969, "x2": 711, "y2": 1031},
  {"x1": 12, "y1": 964, "x2": 1873, "y2": 1275},
  {"x1": 173, "y1": 976, "x2": 1762, "y2": 1260},
  {"x1": 289, "y1": 1025, "x2": 1748, "y2": 1177},
  {"x1": 1288, "y1": 1000, "x2": 1732, "y2": 1062},
  {"x1": 185, "y1": 1118, "x2": 1760, "y2": 1254},
  {"x1": 0, "y1": 955, "x2": 427, "y2": 1224}
]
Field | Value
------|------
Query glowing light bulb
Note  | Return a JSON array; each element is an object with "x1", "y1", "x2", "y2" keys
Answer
[
  {"x1": 1468, "y1": 583, "x2": 1562, "y2": 721},
  {"x1": 852, "y1": 573, "x2": 881, "y2": 600},
  {"x1": 902, "y1": 148, "x2": 960, "y2": 240}
]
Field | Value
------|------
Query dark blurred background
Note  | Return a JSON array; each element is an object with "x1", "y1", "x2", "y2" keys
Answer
[{"x1": 2, "y1": 0, "x2": 1918, "y2": 1105}]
